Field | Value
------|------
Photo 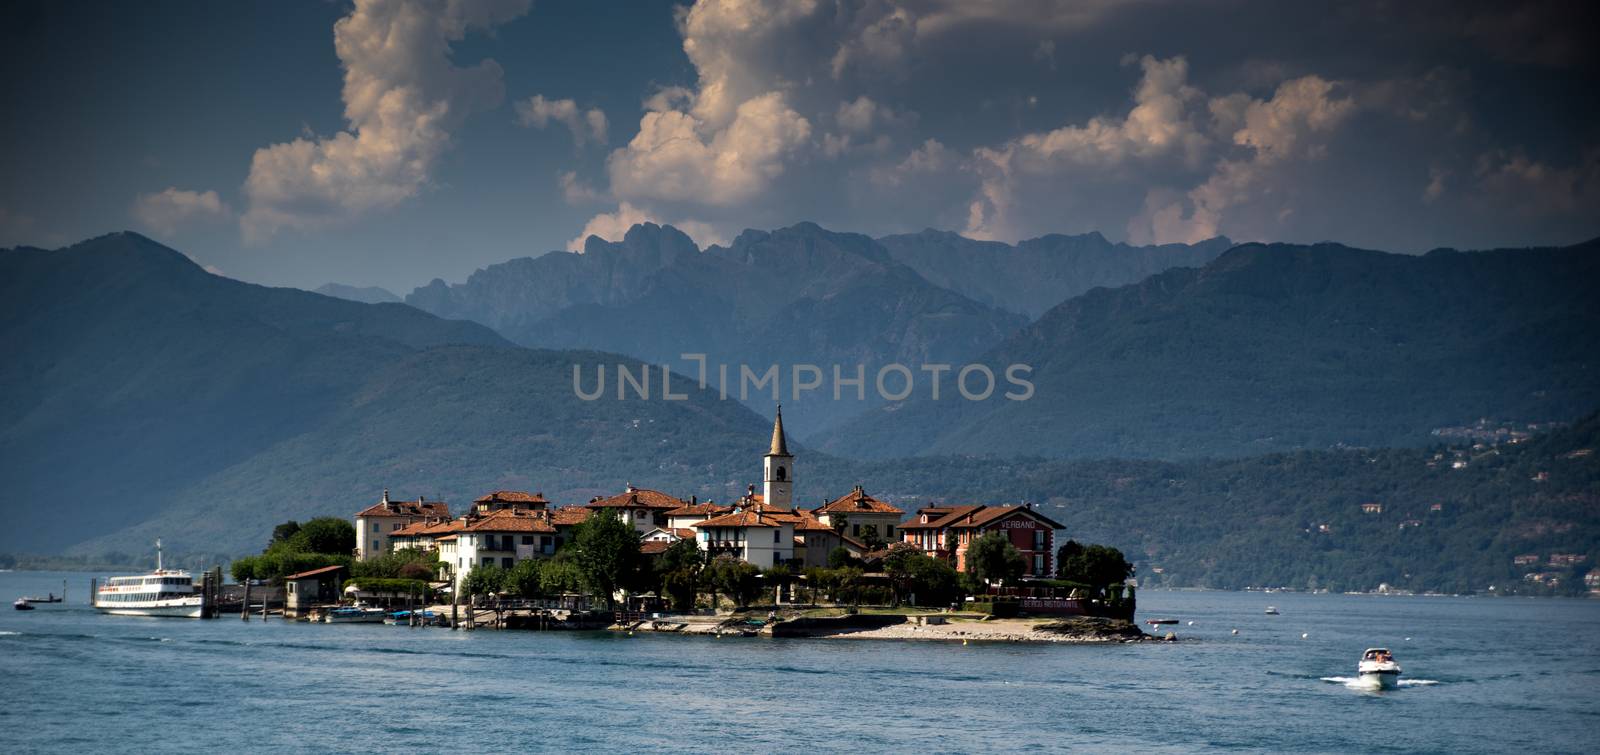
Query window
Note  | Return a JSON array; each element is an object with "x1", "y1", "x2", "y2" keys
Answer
[
  {"x1": 522, "y1": 535, "x2": 534, "y2": 545},
  {"x1": 373, "y1": 537, "x2": 382, "y2": 550},
  {"x1": 502, "y1": 557, "x2": 514, "y2": 568},
  {"x1": 887, "y1": 526, "x2": 895, "y2": 539},
  {"x1": 773, "y1": 530, "x2": 780, "y2": 543},
  {"x1": 1033, "y1": 554, "x2": 1045, "y2": 575},
  {"x1": 393, "y1": 523, "x2": 403, "y2": 531},
  {"x1": 852, "y1": 524, "x2": 860, "y2": 536},
  {"x1": 1033, "y1": 529, "x2": 1046, "y2": 550},
  {"x1": 372, "y1": 523, "x2": 380, "y2": 533},
  {"x1": 482, "y1": 557, "x2": 493, "y2": 567},
  {"x1": 776, "y1": 466, "x2": 786, "y2": 481}
]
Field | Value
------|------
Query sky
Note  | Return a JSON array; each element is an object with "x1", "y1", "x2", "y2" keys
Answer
[{"x1": 1, "y1": 0, "x2": 1596, "y2": 293}]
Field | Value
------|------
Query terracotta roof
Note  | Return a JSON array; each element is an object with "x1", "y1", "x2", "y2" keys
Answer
[
  {"x1": 664, "y1": 502, "x2": 733, "y2": 517},
  {"x1": 816, "y1": 486, "x2": 904, "y2": 515},
  {"x1": 791, "y1": 515, "x2": 837, "y2": 532},
  {"x1": 435, "y1": 534, "x2": 459, "y2": 542},
  {"x1": 587, "y1": 488, "x2": 688, "y2": 510},
  {"x1": 899, "y1": 505, "x2": 985, "y2": 530},
  {"x1": 390, "y1": 518, "x2": 459, "y2": 537},
  {"x1": 900, "y1": 504, "x2": 1064, "y2": 531},
  {"x1": 461, "y1": 510, "x2": 557, "y2": 533},
  {"x1": 694, "y1": 510, "x2": 780, "y2": 529},
  {"x1": 474, "y1": 490, "x2": 548, "y2": 504},
  {"x1": 640, "y1": 541, "x2": 672, "y2": 555},
  {"x1": 549, "y1": 507, "x2": 594, "y2": 526},
  {"x1": 284, "y1": 564, "x2": 346, "y2": 580},
  {"x1": 354, "y1": 498, "x2": 450, "y2": 519},
  {"x1": 673, "y1": 528, "x2": 697, "y2": 539}
]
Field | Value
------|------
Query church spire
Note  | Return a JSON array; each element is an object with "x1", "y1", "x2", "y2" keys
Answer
[
  {"x1": 768, "y1": 405, "x2": 790, "y2": 457},
  {"x1": 763, "y1": 405, "x2": 793, "y2": 510}
]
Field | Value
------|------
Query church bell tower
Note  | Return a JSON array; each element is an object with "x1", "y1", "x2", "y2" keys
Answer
[{"x1": 762, "y1": 406, "x2": 794, "y2": 510}]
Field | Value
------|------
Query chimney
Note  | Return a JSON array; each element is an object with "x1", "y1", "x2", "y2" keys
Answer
[{"x1": 691, "y1": 495, "x2": 698, "y2": 505}]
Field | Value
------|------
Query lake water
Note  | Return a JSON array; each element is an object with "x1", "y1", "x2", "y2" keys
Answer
[{"x1": 3, "y1": 570, "x2": 1597, "y2": 753}]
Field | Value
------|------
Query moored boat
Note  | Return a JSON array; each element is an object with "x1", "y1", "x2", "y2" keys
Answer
[
  {"x1": 323, "y1": 604, "x2": 386, "y2": 623},
  {"x1": 93, "y1": 539, "x2": 204, "y2": 618},
  {"x1": 13, "y1": 598, "x2": 34, "y2": 611},
  {"x1": 1358, "y1": 648, "x2": 1402, "y2": 688},
  {"x1": 1264, "y1": 606, "x2": 1280, "y2": 615}
]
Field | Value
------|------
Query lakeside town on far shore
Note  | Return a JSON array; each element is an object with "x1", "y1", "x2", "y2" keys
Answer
[{"x1": 40, "y1": 409, "x2": 1146, "y2": 643}]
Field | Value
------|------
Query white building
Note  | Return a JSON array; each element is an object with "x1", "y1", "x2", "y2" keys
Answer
[
  {"x1": 694, "y1": 509, "x2": 795, "y2": 568},
  {"x1": 353, "y1": 490, "x2": 450, "y2": 560},
  {"x1": 763, "y1": 407, "x2": 794, "y2": 509},
  {"x1": 449, "y1": 509, "x2": 560, "y2": 593}
]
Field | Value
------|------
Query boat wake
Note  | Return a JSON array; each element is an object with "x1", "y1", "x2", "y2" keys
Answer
[{"x1": 1322, "y1": 676, "x2": 1440, "y2": 689}]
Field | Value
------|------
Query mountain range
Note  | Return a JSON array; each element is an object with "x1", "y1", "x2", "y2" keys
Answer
[
  {"x1": 0, "y1": 233, "x2": 768, "y2": 556},
  {"x1": 2, "y1": 228, "x2": 1597, "y2": 591},
  {"x1": 819, "y1": 239, "x2": 1600, "y2": 459},
  {"x1": 402, "y1": 222, "x2": 1234, "y2": 434}
]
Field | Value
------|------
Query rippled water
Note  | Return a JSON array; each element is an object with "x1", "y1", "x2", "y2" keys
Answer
[{"x1": 3, "y1": 570, "x2": 1597, "y2": 753}]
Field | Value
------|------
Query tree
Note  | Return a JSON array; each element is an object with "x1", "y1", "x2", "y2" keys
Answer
[
  {"x1": 539, "y1": 553, "x2": 584, "y2": 596},
  {"x1": 1056, "y1": 540, "x2": 1133, "y2": 590},
  {"x1": 657, "y1": 539, "x2": 703, "y2": 613},
  {"x1": 967, "y1": 533, "x2": 1025, "y2": 585},
  {"x1": 505, "y1": 558, "x2": 544, "y2": 598},
  {"x1": 462, "y1": 564, "x2": 506, "y2": 601},
  {"x1": 859, "y1": 524, "x2": 884, "y2": 551},
  {"x1": 802, "y1": 566, "x2": 831, "y2": 604},
  {"x1": 882, "y1": 543, "x2": 923, "y2": 604},
  {"x1": 351, "y1": 547, "x2": 436, "y2": 580},
  {"x1": 270, "y1": 521, "x2": 301, "y2": 546},
  {"x1": 827, "y1": 546, "x2": 859, "y2": 569},
  {"x1": 906, "y1": 554, "x2": 960, "y2": 606},
  {"x1": 713, "y1": 557, "x2": 762, "y2": 608},
  {"x1": 282, "y1": 517, "x2": 356, "y2": 556},
  {"x1": 572, "y1": 510, "x2": 642, "y2": 609},
  {"x1": 763, "y1": 564, "x2": 792, "y2": 604}
]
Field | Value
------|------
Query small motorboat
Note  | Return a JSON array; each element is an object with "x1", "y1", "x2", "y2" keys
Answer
[
  {"x1": 323, "y1": 604, "x2": 386, "y2": 623},
  {"x1": 1264, "y1": 606, "x2": 1280, "y2": 615},
  {"x1": 1144, "y1": 618, "x2": 1179, "y2": 625},
  {"x1": 383, "y1": 610, "x2": 440, "y2": 625},
  {"x1": 1358, "y1": 648, "x2": 1402, "y2": 688},
  {"x1": 13, "y1": 598, "x2": 35, "y2": 611}
]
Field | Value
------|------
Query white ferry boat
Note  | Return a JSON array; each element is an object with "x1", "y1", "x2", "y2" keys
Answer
[{"x1": 93, "y1": 540, "x2": 204, "y2": 618}]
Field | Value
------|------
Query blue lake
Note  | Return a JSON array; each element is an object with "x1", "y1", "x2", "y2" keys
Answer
[{"x1": 2, "y1": 570, "x2": 1597, "y2": 753}]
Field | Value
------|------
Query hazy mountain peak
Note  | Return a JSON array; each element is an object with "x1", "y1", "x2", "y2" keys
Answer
[{"x1": 313, "y1": 283, "x2": 401, "y2": 304}]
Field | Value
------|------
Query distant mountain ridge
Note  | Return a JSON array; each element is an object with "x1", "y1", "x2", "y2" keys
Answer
[
  {"x1": 0, "y1": 232, "x2": 772, "y2": 555},
  {"x1": 878, "y1": 229, "x2": 1234, "y2": 319},
  {"x1": 313, "y1": 282, "x2": 401, "y2": 304},
  {"x1": 820, "y1": 238, "x2": 1600, "y2": 459},
  {"x1": 408, "y1": 222, "x2": 1030, "y2": 433}
]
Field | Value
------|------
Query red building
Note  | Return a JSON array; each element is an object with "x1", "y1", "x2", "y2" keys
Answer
[{"x1": 899, "y1": 504, "x2": 1064, "y2": 578}]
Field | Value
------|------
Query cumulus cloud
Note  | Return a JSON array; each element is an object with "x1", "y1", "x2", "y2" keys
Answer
[
  {"x1": 515, "y1": 95, "x2": 608, "y2": 146},
  {"x1": 605, "y1": 92, "x2": 812, "y2": 207},
  {"x1": 240, "y1": 0, "x2": 530, "y2": 243},
  {"x1": 965, "y1": 55, "x2": 1209, "y2": 240},
  {"x1": 1127, "y1": 74, "x2": 1357, "y2": 245},
  {"x1": 132, "y1": 188, "x2": 232, "y2": 235},
  {"x1": 1474, "y1": 149, "x2": 1600, "y2": 217}
]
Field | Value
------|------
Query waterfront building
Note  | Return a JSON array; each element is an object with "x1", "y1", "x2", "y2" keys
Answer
[
  {"x1": 354, "y1": 490, "x2": 450, "y2": 559},
  {"x1": 451, "y1": 509, "x2": 561, "y2": 592},
  {"x1": 899, "y1": 504, "x2": 1064, "y2": 578},
  {"x1": 283, "y1": 564, "x2": 346, "y2": 618},
  {"x1": 585, "y1": 486, "x2": 690, "y2": 534},
  {"x1": 812, "y1": 485, "x2": 905, "y2": 544},
  {"x1": 693, "y1": 509, "x2": 796, "y2": 567}
]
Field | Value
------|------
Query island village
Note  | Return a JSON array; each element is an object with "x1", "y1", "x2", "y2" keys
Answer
[{"x1": 213, "y1": 409, "x2": 1142, "y2": 642}]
